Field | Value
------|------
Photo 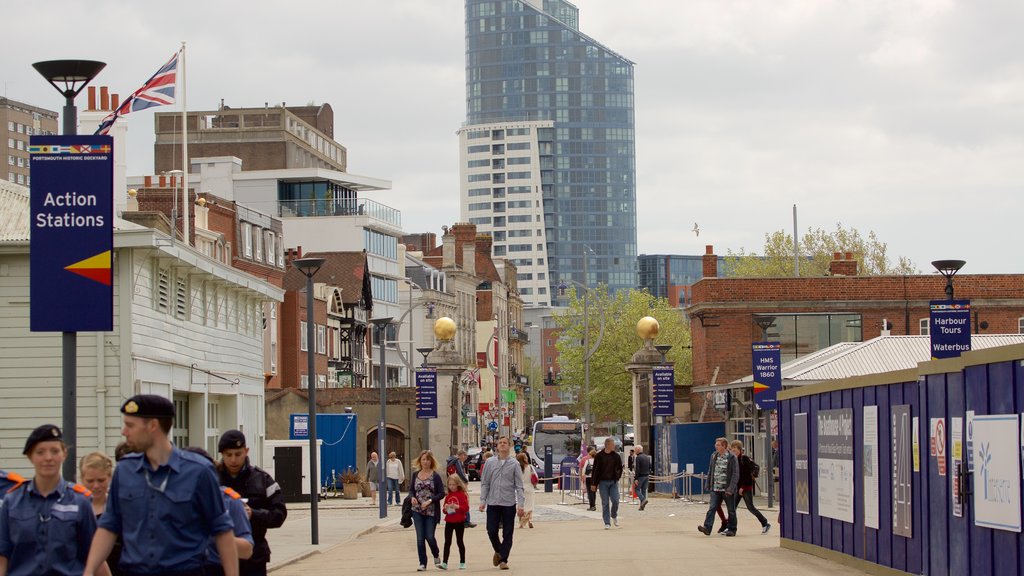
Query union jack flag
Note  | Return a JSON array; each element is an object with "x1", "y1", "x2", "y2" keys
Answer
[{"x1": 95, "y1": 52, "x2": 179, "y2": 136}]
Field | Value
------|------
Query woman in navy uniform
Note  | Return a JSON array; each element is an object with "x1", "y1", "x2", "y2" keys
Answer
[
  {"x1": 0, "y1": 424, "x2": 110, "y2": 576},
  {"x1": 84, "y1": 395, "x2": 237, "y2": 576}
]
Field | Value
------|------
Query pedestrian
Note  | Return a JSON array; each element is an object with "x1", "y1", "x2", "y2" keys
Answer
[
  {"x1": 697, "y1": 437, "x2": 738, "y2": 537},
  {"x1": 730, "y1": 441, "x2": 771, "y2": 534},
  {"x1": 386, "y1": 452, "x2": 406, "y2": 506},
  {"x1": 445, "y1": 450, "x2": 475, "y2": 528},
  {"x1": 183, "y1": 447, "x2": 254, "y2": 576},
  {"x1": 80, "y1": 452, "x2": 123, "y2": 575},
  {"x1": 366, "y1": 452, "x2": 379, "y2": 502},
  {"x1": 591, "y1": 437, "x2": 624, "y2": 529},
  {"x1": 409, "y1": 450, "x2": 445, "y2": 571},
  {"x1": 627, "y1": 448, "x2": 635, "y2": 475},
  {"x1": 0, "y1": 424, "x2": 109, "y2": 576},
  {"x1": 84, "y1": 394, "x2": 238, "y2": 576},
  {"x1": 633, "y1": 444, "x2": 652, "y2": 511},
  {"x1": 580, "y1": 449, "x2": 597, "y2": 511},
  {"x1": 0, "y1": 470, "x2": 26, "y2": 495},
  {"x1": 515, "y1": 453, "x2": 537, "y2": 529},
  {"x1": 478, "y1": 437, "x2": 524, "y2": 571},
  {"x1": 439, "y1": 474, "x2": 470, "y2": 570},
  {"x1": 217, "y1": 430, "x2": 287, "y2": 575}
]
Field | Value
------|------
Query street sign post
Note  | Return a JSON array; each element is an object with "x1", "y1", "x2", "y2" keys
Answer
[
  {"x1": 652, "y1": 366, "x2": 674, "y2": 417},
  {"x1": 415, "y1": 368, "x2": 438, "y2": 419}
]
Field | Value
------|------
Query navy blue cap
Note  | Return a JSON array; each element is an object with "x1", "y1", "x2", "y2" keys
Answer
[
  {"x1": 24, "y1": 424, "x2": 63, "y2": 455},
  {"x1": 218, "y1": 429, "x2": 247, "y2": 452},
  {"x1": 121, "y1": 394, "x2": 174, "y2": 419}
]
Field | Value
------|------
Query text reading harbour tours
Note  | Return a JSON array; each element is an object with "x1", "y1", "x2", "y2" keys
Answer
[{"x1": 36, "y1": 192, "x2": 105, "y2": 228}]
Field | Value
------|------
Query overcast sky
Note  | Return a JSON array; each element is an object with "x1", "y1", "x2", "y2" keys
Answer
[{"x1": 5, "y1": 1, "x2": 1023, "y2": 273}]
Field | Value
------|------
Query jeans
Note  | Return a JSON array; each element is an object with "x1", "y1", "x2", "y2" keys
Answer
[
  {"x1": 598, "y1": 480, "x2": 619, "y2": 525},
  {"x1": 739, "y1": 488, "x2": 769, "y2": 527},
  {"x1": 411, "y1": 511, "x2": 440, "y2": 566},
  {"x1": 586, "y1": 478, "x2": 597, "y2": 508},
  {"x1": 486, "y1": 504, "x2": 518, "y2": 563},
  {"x1": 635, "y1": 475, "x2": 649, "y2": 503},
  {"x1": 703, "y1": 491, "x2": 737, "y2": 532},
  {"x1": 387, "y1": 478, "x2": 402, "y2": 504}
]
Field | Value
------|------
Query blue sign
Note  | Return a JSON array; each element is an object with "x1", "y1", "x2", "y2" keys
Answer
[
  {"x1": 652, "y1": 366, "x2": 675, "y2": 417},
  {"x1": 752, "y1": 341, "x2": 782, "y2": 410},
  {"x1": 290, "y1": 414, "x2": 309, "y2": 439},
  {"x1": 416, "y1": 368, "x2": 438, "y2": 419},
  {"x1": 30, "y1": 135, "x2": 114, "y2": 332},
  {"x1": 929, "y1": 300, "x2": 971, "y2": 359}
]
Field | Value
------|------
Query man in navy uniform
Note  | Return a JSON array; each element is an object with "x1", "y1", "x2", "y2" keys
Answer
[
  {"x1": 217, "y1": 430, "x2": 286, "y2": 575},
  {"x1": 85, "y1": 395, "x2": 238, "y2": 576}
]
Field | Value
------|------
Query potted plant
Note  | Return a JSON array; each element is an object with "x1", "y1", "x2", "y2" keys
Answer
[{"x1": 340, "y1": 468, "x2": 361, "y2": 500}]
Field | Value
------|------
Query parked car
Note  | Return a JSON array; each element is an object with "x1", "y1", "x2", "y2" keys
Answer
[
  {"x1": 592, "y1": 435, "x2": 624, "y2": 452},
  {"x1": 465, "y1": 447, "x2": 484, "y2": 481}
]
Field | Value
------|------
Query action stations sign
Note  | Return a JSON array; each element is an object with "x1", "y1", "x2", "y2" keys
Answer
[
  {"x1": 752, "y1": 342, "x2": 782, "y2": 409},
  {"x1": 929, "y1": 300, "x2": 971, "y2": 359},
  {"x1": 29, "y1": 135, "x2": 114, "y2": 332}
]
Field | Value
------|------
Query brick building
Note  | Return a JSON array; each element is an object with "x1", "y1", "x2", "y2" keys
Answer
[{"x1": 686, "y1": 246, "x2": 1024, "y2": 421}]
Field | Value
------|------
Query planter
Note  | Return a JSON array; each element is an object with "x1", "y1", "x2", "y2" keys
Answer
[
  {"x1": 342, "y1": 483, "x2": 360, "y2": 500},
  {"x1": 360, "y1": 482, "x2": 373, "y2": 497}
]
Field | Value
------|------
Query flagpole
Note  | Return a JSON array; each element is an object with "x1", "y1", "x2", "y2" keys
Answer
[{"x1": 180, "y1": 41, "x2": 189, "y2": 247}]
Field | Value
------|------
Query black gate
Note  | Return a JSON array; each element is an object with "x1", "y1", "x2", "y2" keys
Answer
[{"x1": 273, "y1": 446, "x2": 304, "y2": 503}]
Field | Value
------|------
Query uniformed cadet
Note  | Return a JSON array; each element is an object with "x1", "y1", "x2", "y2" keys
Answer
[
  {"x1": 181, "y1": 447, "x2": 254, "y2": 576},
  {"x1": 0, "y1": 470, "x2": 26, "y2": 495},
  {"x1": 0, "y1": 424, "x2": 111, "y2": 576},
  {"x1": 84, "y1": 395, "x2": 238, "y2": 576},
  {"x1": 217, "y1": 430, "x2": 286, "y2": 576}
]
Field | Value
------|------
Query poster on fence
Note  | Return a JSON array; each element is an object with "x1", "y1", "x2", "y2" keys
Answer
[
  {"x1": 863, "y1": 406, "x2": 880, "y2": 529},
  {"x1": 818, "y1": 408, "x2": 854, "y2": 523},
  {"x1": 794, "y1": 412, "x2": 810, "y2": 515},
  {"x1": 892, "y1": 404, "x2": 913, "y2": 537},
  {"x1": 952, "y1": 417, "x2": 963, "y2": 518},
  {"x1": 912, "y1": 416, "x2": 920, "y2": 472},
  {"x1": 973, "y1": 414, "x2": 1021, "y2": 532}
]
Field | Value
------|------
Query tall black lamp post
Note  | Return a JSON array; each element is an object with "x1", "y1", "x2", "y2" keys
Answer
[
  {"x1": 294, "y1": 257, "x2": 325, "y2": 545},
  {"x1": 372, "y1": 317, "x2": 394, "y2": 520},
  {"x1": 32, "y1": 59, "x2": 105, "y2": 481},
  {"x1": 932, "y1": 260, "x2": 966, "y2": 300}
]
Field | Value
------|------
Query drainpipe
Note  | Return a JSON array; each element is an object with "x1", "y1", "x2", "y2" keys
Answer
[{"x1": 95, "y1": 333, "x2": 107, "y2": 454}]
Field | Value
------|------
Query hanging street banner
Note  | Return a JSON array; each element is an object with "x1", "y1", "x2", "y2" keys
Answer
[
  {"x1": 794, "y1": 412, "x2": 810, "y2": 515},
  {"x1": 929, "y1": 300, "x2": 971, "y2": 359},
  {"x1": 652, "y1": 366, "x2": 675, "y2": 417},
  {"x1": 973, "y1": 414, "x2": 1021, "y2": 532},
  {"x1": 817, "y1": 408, "x2": 855, "y2": 523},
  {"x1": 752, "y1": 342, "x2": 782, "y2": 409},
  {"x1": 416, "y1": 368, "x2": 438, "y2": 419},
  {"x1": 892, "y1": 404, "x2": 913, "y2": 538},
  {"x1": 29, "y1": 135, "x2": 114, "y2": 332}
]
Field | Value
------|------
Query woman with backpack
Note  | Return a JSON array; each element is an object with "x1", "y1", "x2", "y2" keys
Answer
[
  {"x1": 729, "y1": 440, "x2": 771, "y2": 534},
  {"x1": 580, "y1": 448, "x2": 597, "y2": 511}
]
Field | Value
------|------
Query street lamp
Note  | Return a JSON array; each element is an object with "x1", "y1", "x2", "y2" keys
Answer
[
  {"x1": 293, "y1": 256, "x2": 325, "y2": 545},
  {"x1": 558, "y1": 246, "x2": 603, "y2": 442},
  {"x1": 33, "y1": 58, "x2": 106, "y2": 481},
  {"x1": 372, "y1": 316, "x2": 393, "y2": 520},
  {"x1": 932, "y1": 260, "x2": 966, "y2": 300}
]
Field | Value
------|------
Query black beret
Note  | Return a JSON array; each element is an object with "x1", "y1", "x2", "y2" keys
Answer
[
  {"x1": 218, "y1": 429, "x2": 247, "y2": 453},
  {"x1": 121, "y1": 394, "x2": 175, "y2": 419},
  {"x1": 24, "y1": 424, "x2": 63, "y2": 455}
]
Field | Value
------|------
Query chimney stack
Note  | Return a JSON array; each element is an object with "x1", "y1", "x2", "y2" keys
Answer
[
  {"x1": 702, "y1": 245, "x2": 718, "y2": 278},
  {"x1": 442, "y1": 233, "x2": 456, "y2": 268},
  {"x1": 829, "y1": 252, "x2": 858, "y2": 276}
]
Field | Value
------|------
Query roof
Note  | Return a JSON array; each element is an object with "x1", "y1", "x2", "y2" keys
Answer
[
  {"x1": 0, "y1": 181, "x2": 30, "y2": 242},
  {"x1": 284, "y1": 251, "x2": 369, "y2": 301}
]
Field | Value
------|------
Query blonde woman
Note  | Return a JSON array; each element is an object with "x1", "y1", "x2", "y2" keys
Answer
[
  {"x1": 409, "y1": 450, "x2": 445, "y2": 571},
  {"x1": 80, "y1": 452, "x2": 114, "y2": 517},
  {"x1": 516, "y1": 453, "x2": 537, "y2": 528}
]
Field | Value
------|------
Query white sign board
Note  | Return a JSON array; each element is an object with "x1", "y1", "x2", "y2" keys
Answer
[
  {"x1": 973, "y1": 414, "x2": 1021, "y2": 532},
  {"x1": 817, "y1": 408, "x2": 855, "y2": 523},
  {"x1": 863, "y1": 406, "x2": 880, "y2": 529}
]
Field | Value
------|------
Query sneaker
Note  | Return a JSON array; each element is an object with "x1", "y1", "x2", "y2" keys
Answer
[
  {"x1": 697, "y1": 525, "x2": 710, "y2": 536},
  {"x1": 762, "y1": 523, "x2": 772, "y2": 535},
  {"x1": 604, "y1": 524, "x2": 611, "y2": 530},
  {"x1": 434, "y1": 557, "x2": 442, "y2": 567},
  {"x1": 499, "y1": 562, "x2": 509, "y2": 570},
  {"x1": 466, "y1": 522, "x2": 477, "y2": 528},
  {"x1": 417, "y1": 566, "x2": 426, "y2": 572},
  {"x1": 725, "y1": 530, "x2": 736, "y2": 537},
  {"x1": 587, "y1": 506, "x2": 596, "y2": 511},
  {"x1": 717, "y1": 523, "x2": 728, "y2": 534},
  {"x1": 493, "y1": 553, "x2": 501, "y2": 567},
  {"x1": 459, "y1": 564, "x2": 466, "y2": 570},
  {"x1": 613, "y1": 518, "x2": 619, "y2": 528},
  {"x1": 438, "y1": 562, "x2": 448, "y2": 570}
]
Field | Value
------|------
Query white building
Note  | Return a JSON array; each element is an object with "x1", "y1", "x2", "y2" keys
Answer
[
  {"x1": 457, "y1": 121, "x2": 554, "y2": 307},
  {"x1": 0, "y1": 181, "x2": 283, "y2": 472}
]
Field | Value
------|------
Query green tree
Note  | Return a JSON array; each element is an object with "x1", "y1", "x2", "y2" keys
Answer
[
  {"x1": 553, "y1": 287, "x2": 691, "y2": 423},
  {"x1": 725, "y1": 222, "x2": 917, "y2": 277}
]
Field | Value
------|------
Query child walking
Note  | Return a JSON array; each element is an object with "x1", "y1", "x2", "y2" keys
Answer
[{"x1": 440, "y1": 474, "x2": 470, "y2": 570}]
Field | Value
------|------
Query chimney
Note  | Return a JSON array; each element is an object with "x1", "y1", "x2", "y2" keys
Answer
[
  {"x1": 702, "y1": 245, "x2": 718, "y2": 278},
  {"x1": 829, "y1": 252, "x2": 858, "y2": 276},
  {"x1": 87, "y1": 86, "x2": 97, "y2": 111},
  {"x1": 463, "y1": 242, "x2": 476, "y2": 276},
  {"x1": 100, "y1": 86, "x2": 110, "y2": 112},
  {"x1": 442, "y1": 233, "x2": 456, "y2": 268}
]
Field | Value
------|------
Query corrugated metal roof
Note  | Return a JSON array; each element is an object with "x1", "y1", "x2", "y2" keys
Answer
[{"x1": 0, "y1": 180, "x2": 30, "y2": 242}]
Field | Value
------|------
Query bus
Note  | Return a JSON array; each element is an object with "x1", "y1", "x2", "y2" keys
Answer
[{"x1": 527, "y1": 416, "x2": 584, "y2": 468}]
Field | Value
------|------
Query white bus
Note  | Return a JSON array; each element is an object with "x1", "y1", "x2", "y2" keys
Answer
[{"x1": 527, "y1": 416, "x2": 584, "y2": 468}]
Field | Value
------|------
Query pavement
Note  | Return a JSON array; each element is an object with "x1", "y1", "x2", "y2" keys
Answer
[{"x1": 267, "y1": 488, "x2": 870, "y2": 575}]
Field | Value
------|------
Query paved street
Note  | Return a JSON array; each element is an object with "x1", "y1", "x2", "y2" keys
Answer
[{"x1": 269, "y1": 489, "x2": 868, "y2": 575}]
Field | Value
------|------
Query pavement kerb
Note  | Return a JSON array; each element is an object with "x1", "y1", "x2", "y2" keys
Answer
[{"x1": 269, "y1": 517, "x2": 402, "y2": 572}]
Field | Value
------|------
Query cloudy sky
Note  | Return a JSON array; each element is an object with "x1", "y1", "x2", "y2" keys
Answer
[{"x1": 5, "y1": 1, "x2": 1023, "y2": 273}]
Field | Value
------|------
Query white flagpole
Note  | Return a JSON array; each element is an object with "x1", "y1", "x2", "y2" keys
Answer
[{"x1": 180, "y1": 41, "x2": 190, "y2": 247}]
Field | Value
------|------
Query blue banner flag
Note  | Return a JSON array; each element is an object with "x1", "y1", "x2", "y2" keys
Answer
[
  {"x1": 416, "y1": 368, "x2": 438, "y2": 419},
  {"x1": 929, "y1": 300, "x2": 971, "y2": 359},
  {"x1": 752, "y1": 341, "x2": 782, "y2": 410},
  {"x1": 652, "y1": 366, "x2": 675, "y2": 417}
]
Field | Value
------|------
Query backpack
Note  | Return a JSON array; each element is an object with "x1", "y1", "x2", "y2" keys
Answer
[
  {"x1": 750, "y1": 457, "x2": 761, "y2": 479},
  {"x1": 446, "y1": 457, "x2": 458, "y2": 478}
]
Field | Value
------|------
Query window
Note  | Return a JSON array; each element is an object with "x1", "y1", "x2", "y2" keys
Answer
[
  {"x1": 301, "y1": 321, "x2": 309, "y2": 351},
  {"x1": 318, "y1": 374, "x2": 327, "y2": 389},
  {"x1": 254, "y1": 227, "x2": 263, "y2": 262},
  {"x1": 468, "y1": 159, "x2": 490, "y2": 168},
  {"x1": 317, "y1": 324, "x2": 327, "y2": 354},
  {"x1": 507, "y1": 142, "x2": 531, "y2": 151},
  {"x1": 468, "y1": 173, "x2": 491, "y2": 183},
  {"x1": 241, "y1": 222, "x2": 253, "y2": 258},
  {"x1": 468, "y1": 202, "x2": 491, "y2": 211},
  {"x1": 1019, "y1": 317, "x2": 1024, "y2": 334},
  {"x1": 919, "y1": 318, "x2": 929, "y2": 335},
  {"x1": 468, "y1": 187, "x2": 490, "y2": 197},
  {"x1": 6, "y1": 156, "x2": 12, "y2": 166},
  {"x1": 467, "y1": 144, "x2": 490, "y2": 154},
  {"x1": 300, "y1": 375, "x2": 309, "y2": 389},
  {"x1": 16, "y1": 157, "x2": 24, "y2": 167},
  {"x1": 265, "y1": 232, "x2": 276, "y2": 265}
]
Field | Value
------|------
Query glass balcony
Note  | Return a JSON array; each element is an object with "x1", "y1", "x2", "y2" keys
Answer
[{"x1": 278, "y1": 196, "x2": 401, "y2": 228}]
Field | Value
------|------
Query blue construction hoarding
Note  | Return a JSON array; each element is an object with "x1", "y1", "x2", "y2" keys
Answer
[{"x1": 290, "y1": 413, "x2": 358, "y2": 485}]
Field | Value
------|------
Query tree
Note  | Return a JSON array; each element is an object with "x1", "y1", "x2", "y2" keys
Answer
[
  {"x1": 725, "y1": 222, "x2": 917, "y2": 277},
  {"x1": 553, "y1": 287, "x2": 691, "y2": 423}
]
